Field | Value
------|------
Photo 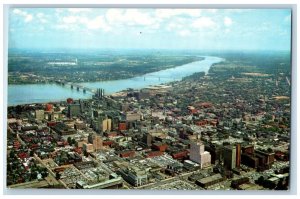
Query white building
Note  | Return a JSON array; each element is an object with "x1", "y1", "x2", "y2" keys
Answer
[{"x1": 190, "y1": 141, "x2": 211, "y2": 169}]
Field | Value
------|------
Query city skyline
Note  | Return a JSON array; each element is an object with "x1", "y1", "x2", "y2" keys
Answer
[
  {"x1": 5, "y1": 6, "x2": 292, "y2": 192},
  {"x1": 8, "y1": 8, "x2": 291, "y2": 51}
]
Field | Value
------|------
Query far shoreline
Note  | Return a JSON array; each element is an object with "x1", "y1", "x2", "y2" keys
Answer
[
  {"x1": 8, "y1": 57, "x2": 204, "y2": 85},
  {"x1": 7, "y1": 56, "x2": 223, "y2": 107}
]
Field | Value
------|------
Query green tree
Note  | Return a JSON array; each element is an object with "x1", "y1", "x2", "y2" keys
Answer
[
  {"x1": 67, "y1": 137, "x2": 72, "y2": 145},
  {"x1": 9, "y1": 150, "x2": 15, "y2": 158},
  {"x1": 256, "y1": 176, "x2": 265, "y2": 185},
  {"x1": 41, "y1": 170, "x2": 48, "y2": 178},
  {"x1": 71, "y1": 138, "x2": 76, "y2": 146}
]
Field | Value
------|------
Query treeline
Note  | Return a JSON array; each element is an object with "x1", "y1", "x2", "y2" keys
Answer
[
  {"x1": 209, "y1": 51, "x2": 291, "y2": 75},
  {"x1": 8, "y1": 51, "x2": 202, "y2": 84}
]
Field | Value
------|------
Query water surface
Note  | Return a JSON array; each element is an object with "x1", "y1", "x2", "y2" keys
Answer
[{"x1": 8, "y1": 56, "x2": 223, "y2": 106}]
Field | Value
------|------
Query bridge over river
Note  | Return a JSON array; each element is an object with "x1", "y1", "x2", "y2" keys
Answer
[{"x1": 54, "y1": 80, "x2": 96, "y2": 94}]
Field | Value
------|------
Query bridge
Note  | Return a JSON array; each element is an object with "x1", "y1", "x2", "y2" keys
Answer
[
  {"x1": 54, "y1": 80, "x2": 96, "y2": 94},
  {"x1": 142, "y1": 75, "x2": 179, "y2": 82}
]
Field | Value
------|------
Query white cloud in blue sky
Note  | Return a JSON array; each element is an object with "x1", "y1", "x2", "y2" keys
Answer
[{"x1": 8, "y1": 8, "x2": 291, "y2": 51}]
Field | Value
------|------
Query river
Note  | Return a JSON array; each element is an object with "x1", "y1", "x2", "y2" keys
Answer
[{"x1": 8, "y1": 56, "x2": 223, "y2": 106}]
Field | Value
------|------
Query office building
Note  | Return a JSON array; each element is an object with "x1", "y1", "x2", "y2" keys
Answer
[
  {"x1": 142, "y1": 132, "x2": 152, "y2": 147},
  {"x1": 190, "y1": 141, "x2": 211, "y2": 169},
  {"x1": 103, "y1": 118, "x2": 112, "y2": 132},
  {"x1": 35, "y1": 110, "x2": 44, "y2": 120},
  {"x1": 95, "y1": 115, "x2": 112, "y2": 134},
  {"x1": 68, "y1": 104, "x2": 81, "y2": 118},
  {"x1": 223, "y1": 145, "x2": 237, "y2": 170},
  {"x1": 88, "y1": 134, "x2": 103, "y2": 151},
  {"x1": 118, "y1": 167, "x2": 148, "y2": 187}
]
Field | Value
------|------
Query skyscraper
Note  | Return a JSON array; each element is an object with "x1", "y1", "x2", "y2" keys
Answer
[
  {"x1": 223, "y1": 145, "x2": 237, "y2": 170},
  {"x1": 98, "y1": 115, "x2": 111, "y2": 135},
  {"x1": 190, "y1": 141, "x2": 211, "y2": 169},
  {"x1": 68, "y1": 104, "x2": 81, "y2": 118},
  {"x1": 88, "y1": 134, "x2": 103, "y2": 152}
]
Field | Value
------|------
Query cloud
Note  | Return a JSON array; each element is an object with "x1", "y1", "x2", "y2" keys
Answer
[
  {"x1": 55, "y1": 24, "x2": 72, "y2": 30},
  {"x1": 224, "y1": 17, "x2": 233, "y2": 26},
  {"x1": 106, "y1": 9, "x2": 156, "y2": 27},
  {"x1": 178, "y1": 30, "x2": 191, "y2": 37},
  {"x1": 36, "y1": 13, "x2": 48, "y2": 23},
  {"x1": 225, "y1": 28, "x2": 230, "y2": 34},
  {"x1": 24, "y1": 14, "x2": 33, "y2": 22},
  {"x1": 63, "y1": 16, "x2": 78, "y2": 24},
  {"x1": 59, "y1": 15, "x2": 111, "y2": 32},
  {"x1": 13, "y1": 9, "x2": 22, "y2": 14},
  {"x1": 155, "y1": 9, "x2": 202, "y2": 19},
  {"x1": 166, "y1": 22, "x2": 183, "y2": 31},
  {"x1": 192, "y1": 17, "x2": 216, "y2": 29},
  {"x1": 86, "y1": 16, "x2": 111, "y2": 31},
  {"x1": 124, "y1": 9, "x2": 155, "y2": 26},
  {"x1": 56, "y1": 9, "x2": 213, "y2": 34},
  {"x1": 36, "y1": 13, "x2": 44, "y2": 18},
  {"x1": 13, "y1": 8, "x2": 33, "y2": 23},
  {"x1": 105, "y1": 9, "x2": 124, "y2": 24}
]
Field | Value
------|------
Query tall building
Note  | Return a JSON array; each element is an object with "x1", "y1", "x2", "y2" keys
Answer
[
  {"x1": 97, "y1": 115, "x2": 111, "y2": 135},
  {"x1": 142, "y1": 133, "x2": 152, "y2": 147},
  {"x1": 35, "y1": 110, "x2": 44, "y2": 120},
  {"x1": 88, "y1": 134, "x2": 103, "y2": 151},
  {"x1": 236, "y1": 143, "x2": 241, "y2": 168},
  {"x1": 190, "y1": 141, "x2": 211, "y2": 169},
  {"x1": 68, "y1": 104, "x2": 81, "y2": 118},
  {"x1": 205, "y1": 144, "x2": 222, "y2": 164},
  {"x1": 102, "y1": 118, "x2": 112, "y2": 132},
  {"x1": 223, "y1": 145, "x2": 237, "y2": 170},
  {"x1": 79, "y1": 99, "x2": 86, "y2": 112},
  {"x1": 190, "y1": 141, "x2": 205, "y2": 158}
]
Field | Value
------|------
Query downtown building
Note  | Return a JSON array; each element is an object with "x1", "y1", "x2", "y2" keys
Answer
[{"x1": 190, "y1": 141, "x2": 211, "y2": 169}]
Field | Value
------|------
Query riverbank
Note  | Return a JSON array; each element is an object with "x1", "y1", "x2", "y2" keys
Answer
[
  {"x1": 8, "y1": 55, "x2": 203, "y2": 85},
  {"x1": 8, "y1": 56, "x2": 223, "y2": 106}
]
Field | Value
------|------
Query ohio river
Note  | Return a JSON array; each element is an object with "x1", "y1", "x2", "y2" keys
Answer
[{"x1": 8, "y1": 56, "x2": 223, "y2": 106}]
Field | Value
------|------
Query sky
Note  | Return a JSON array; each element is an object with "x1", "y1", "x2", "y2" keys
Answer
[{"x1": 8, "y1": 8, "x2": 292, "y2": 51}]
